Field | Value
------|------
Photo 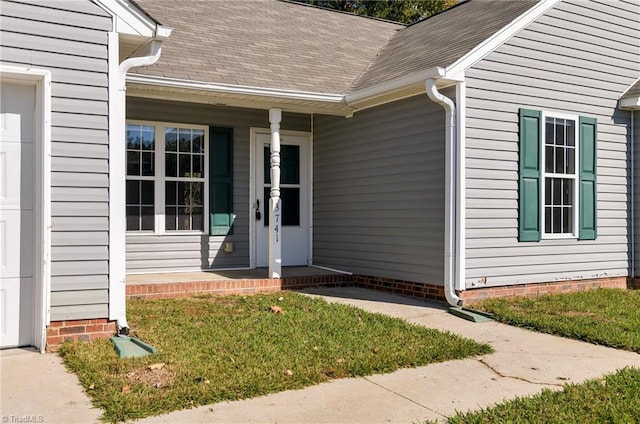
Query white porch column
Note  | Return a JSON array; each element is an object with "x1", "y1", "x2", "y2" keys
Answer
[{"x1": 269, "y1": 108, "x2": 282, "y2": 278}]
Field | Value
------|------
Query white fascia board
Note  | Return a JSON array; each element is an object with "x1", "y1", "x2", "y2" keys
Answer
[
  {"x1": 93, "y1": 0, "x2": 172, "y2": 38},
  {"x1": 620, "y1": 97, "x2": 640, "y2": 110},
  {"x1": 446, "y1": 0, "x2": 561, "y2": 76},
  {"x1": 126, "y1": 74, "x2": 345, "y2": 104}
]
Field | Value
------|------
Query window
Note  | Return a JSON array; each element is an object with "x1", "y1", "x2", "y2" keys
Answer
[
  {"x1": 543, "y1": 116, "x2": 577, "y2": 236},
  {"x1": 518, "y1": 109, "x2": 597, "y2": 242},
  {"x1": 126, "y1": 122, "x2": 208, "y2": 234},
  {"x1": 164, "y1": 127, "x2": 205, "y2": 231},
  {"x1": 126, "y1": 125, "x2": 155, "y2": 231}
]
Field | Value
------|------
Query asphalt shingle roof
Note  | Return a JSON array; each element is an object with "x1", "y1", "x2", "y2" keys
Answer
[
  {"x1": 131, "y1": 0, "x2": 540, "y2": 95},
  {"x1": 130, "y1": 0, "x2": 403, "y2": 94},
  {"x1": 351, "y1": 0, "x2": 539, "y2": 90}
]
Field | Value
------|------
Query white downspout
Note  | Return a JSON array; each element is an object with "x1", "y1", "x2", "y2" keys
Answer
[
  {"x1": 425, "y1": 79, "x2": 462, "y2": 306},
  {"x1": 455, "y1": 81, "x2": 466, "y2": 293},
  {"x1": 110, "y1": 40, "x2": 164, "y2": 335}
]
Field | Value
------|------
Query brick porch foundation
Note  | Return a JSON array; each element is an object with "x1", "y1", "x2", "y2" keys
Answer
[
  {"x1": 46, "y1": 318, "x2": 116, "y2": 350},
  {"x1": 354, "y1": 275, "x2": 446, "y2": 301},
  {"x1": 126, "y1": 274, "x2": 352, "y2": 299}
]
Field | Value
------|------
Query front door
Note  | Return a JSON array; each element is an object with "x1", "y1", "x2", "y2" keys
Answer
[
  {"x1": 0, "y1": 81, "x2": 36, "y2": 348},
  {"x1": 254, "y1": 131, "x2": 310, "y2": 267}
]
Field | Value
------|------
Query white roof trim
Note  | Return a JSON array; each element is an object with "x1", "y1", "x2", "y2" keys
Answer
[
  {"x1": 120, "y1": 1, "x2": 562, "y2": 112},
  {"x1": 620, "y1": 97, "x2": 640, "y2": 110},
  {"x1": 446, "y1": 0, "x2": 561, "y2": 75},
  {"x1": 127, "y1": 74, "x2": 345, "y2": 104},
  {"x1": 345, "y1": 67, "x2": 447, "y2": 104},
  {"x1": 619, "y1": 77, "x2": 640, "y2": 110},
  {"x1": 93, "y1": 0, "x2": 172, "y2": 38}
]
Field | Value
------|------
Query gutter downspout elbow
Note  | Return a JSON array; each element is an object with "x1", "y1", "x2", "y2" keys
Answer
[
  {"x1": 119, "y1": 40, "x2": 163, "y2": 81},
  {"x1": 425, "y1": 79, "x2": 463, "y2": 307},
  {"x1": 113, "y1": 40, "x2": 164, "y2": 335}
]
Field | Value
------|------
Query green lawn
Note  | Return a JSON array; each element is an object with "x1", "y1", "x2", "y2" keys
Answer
[
  {"x1": 439, "y1": 288, "x2": 640, "y2": 423},
  {"x1": 59, "y1": 292, "x2": 491, "y2": 422},
  {"x1": 439, "y1": 366, "x2": 640, "y2": 424},
  {"x1": 473, "y1": 288, "x2": 640, "y2": 352}
]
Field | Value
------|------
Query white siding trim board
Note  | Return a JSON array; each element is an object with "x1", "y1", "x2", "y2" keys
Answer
[{"x1": 0, "y1": 64, "x2": 52, "y2": 352}]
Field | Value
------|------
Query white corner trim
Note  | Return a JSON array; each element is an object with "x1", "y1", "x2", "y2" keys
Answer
[
  {"x1": 0, "y1": 64, "x2": 52, "y2": 352},
  {"x1": 40, "y1": 70, "x2": 52, "y2": 350},
  {"x1": 107, "y1": 32, "x2": 126, "y2": 324},
  {"x1": 127, "y1": 74, "x2": 345, "y2": 104},
  {"x1": 446, "y1": 0, "x2": 561, "y2": 75}
]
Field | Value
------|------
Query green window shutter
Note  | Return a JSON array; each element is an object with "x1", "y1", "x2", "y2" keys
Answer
[
  {"x1": 209, "y1": 127, "x2": 234, "y2": 235},
  {"x1": 518, "y1": 108, "x2": 542, "y2": 242},
  {"x1": 578, "y1": 116, "x2": 597, "y2": 240}
]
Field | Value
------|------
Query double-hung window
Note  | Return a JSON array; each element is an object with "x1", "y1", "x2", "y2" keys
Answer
[
  {"x1": 126, "y1": 122, "x2": 208, "y2": 234},
  {"x1": 126, "y1": 125, "x2": 155, "y2": 231},
  {"x1": 542, "y1": 114, "x2": 577, "y2": 237},
  {"x1": 518, "y1": 109, "x2": 597, "y2": 242}
]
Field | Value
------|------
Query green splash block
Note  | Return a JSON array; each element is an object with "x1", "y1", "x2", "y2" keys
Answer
[
  {"x1": 111, "y1": 336, "x2": 157, "y2": 358},
  {"x1": 447, "y1": 307, "x2": 494, "y2": 323}
]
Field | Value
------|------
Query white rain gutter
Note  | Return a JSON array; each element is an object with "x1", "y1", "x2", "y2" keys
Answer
[
  {"x1": 425, "y1": 79, "x2": 463, "y2": 306},
  {"x1": 109, "y1": 38, "x2": 168, "y2": 335},
  {"x1": 345, "y1": 67, "x2": 460, "y2": 106},
  {"x1": 126, "y1": 74, "x2": 345, "y2": 104}
]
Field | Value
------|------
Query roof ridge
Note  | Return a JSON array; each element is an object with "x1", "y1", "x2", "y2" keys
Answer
[
  {"x1": 278, "y1": 0, "x2": 407, "y2": 26},
  {"x1": 403, "y1": 0, "x2": 468, "y2": 29}
]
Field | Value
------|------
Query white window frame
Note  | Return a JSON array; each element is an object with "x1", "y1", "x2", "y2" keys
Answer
[
  {"x1": 126, "y1": 120, "x2": 209, "y2": 235},
  {"x1": 540, "y1": 111, "x2": 579, "y2": 239}
]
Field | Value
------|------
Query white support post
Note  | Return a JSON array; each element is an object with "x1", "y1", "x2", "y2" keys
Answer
[{"x1": 269, "y1": 108, "x2": 282, "y2": 278}]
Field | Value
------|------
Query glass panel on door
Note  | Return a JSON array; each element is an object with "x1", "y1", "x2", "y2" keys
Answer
[{"x1": 263, "y1": 144, "x2": 300, "y2": 227}]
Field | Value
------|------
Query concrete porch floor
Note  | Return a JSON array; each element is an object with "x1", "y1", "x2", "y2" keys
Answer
[
  {"x1": 126, "y1": 266, "x2": 345, "y2": 285},
  {"x1": 125, "y1": 267, "x2": 352, "y2": 299}
]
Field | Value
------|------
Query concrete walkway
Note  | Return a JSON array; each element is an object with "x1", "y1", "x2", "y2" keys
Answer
[{"x1": 1, "y1": 287, "x2": 638, "y2": 423}]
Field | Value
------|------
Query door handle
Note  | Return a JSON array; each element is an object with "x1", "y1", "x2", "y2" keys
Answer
[{"x1": 255, "y1": 199, "x2": 261, "y2": 221}]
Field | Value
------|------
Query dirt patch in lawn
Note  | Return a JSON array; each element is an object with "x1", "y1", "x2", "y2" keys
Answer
[{"x1": 125, "y1": 363, "x2": 174, "y2": 389}]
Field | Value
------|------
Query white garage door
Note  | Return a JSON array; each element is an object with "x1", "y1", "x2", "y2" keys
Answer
[{"x1": 0, "y1": 81, "x2": 36, "y2": 348}]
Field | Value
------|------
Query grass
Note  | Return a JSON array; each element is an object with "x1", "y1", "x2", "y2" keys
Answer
[
  {"x1": 473, "y1": 288, "x2": 640, "y2": 352},
  {"x1": 59, "y1": 292, "x2": 491, "y2": 422},
  {"x1": 433, "y1": 366, "x2": 640, "y2": 424}
]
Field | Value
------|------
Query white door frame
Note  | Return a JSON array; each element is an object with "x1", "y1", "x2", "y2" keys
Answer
[
  {"x1": 249, "y1": 127, "x2": 313, "y2": 269},
  {"x1": 0, "y1": 65, "x2": 51, "y2": 352}
]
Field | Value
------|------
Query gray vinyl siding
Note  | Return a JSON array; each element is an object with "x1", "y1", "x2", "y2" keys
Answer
[
  {"x1": 634, "y1": 110, "x2": 640, "y2": 277},
  {"x1": 313, "y1": 94, "x2": 446, "y2": 284},
  {"x1": 125, "y1": 97, "x2": 311, "y2": 273},
  {"x1": 464, "y1": 0, "x2": 639, "y2": 288},
  {"x1": 0, "y1": 0, "x2": 112, "y2": 320}
]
